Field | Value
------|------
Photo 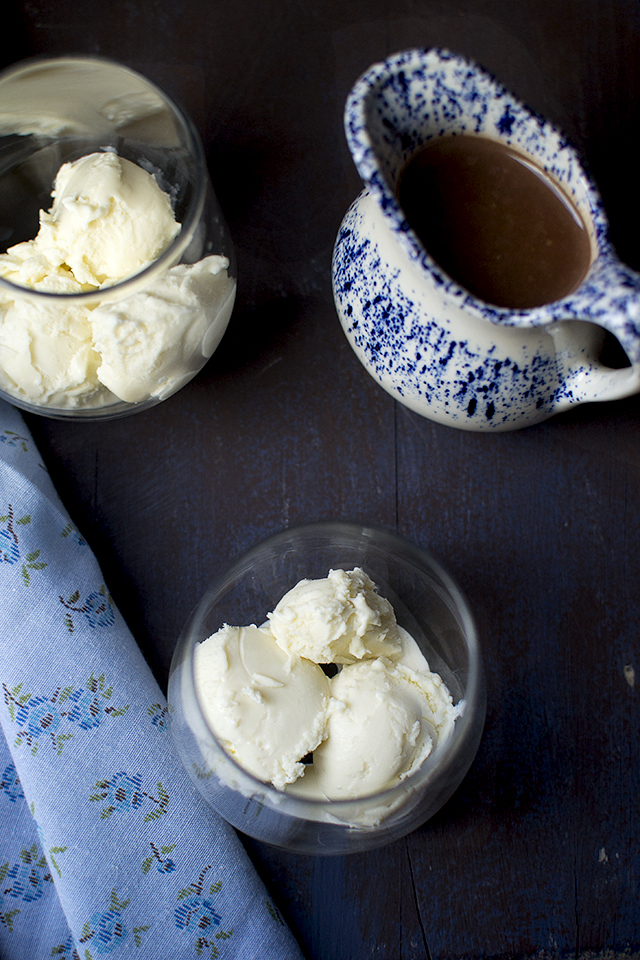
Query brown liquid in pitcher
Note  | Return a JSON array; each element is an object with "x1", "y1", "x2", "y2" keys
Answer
[{"x1": 397, "y1": 135, "x2": 592, "y2": 309}]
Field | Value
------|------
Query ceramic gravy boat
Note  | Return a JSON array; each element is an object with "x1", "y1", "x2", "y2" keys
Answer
[{"x1": 332, "y1": 48, "x2": 640, "y2": 431}]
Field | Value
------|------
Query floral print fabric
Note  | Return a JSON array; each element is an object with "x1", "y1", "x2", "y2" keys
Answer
[{"x1": 0, "y1": 400, "x2": 302, "y2": 960}]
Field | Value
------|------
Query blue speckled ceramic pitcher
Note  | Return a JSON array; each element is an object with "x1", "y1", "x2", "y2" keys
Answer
[{"x1": 332, "y1": 48, "x2": 640, "y2": 431}]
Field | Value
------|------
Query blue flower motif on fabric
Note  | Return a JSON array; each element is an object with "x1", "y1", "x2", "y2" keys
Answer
[
  {"x1": 83, "y1": 908, "x2": 127, "y2": 954},
  {"x1": 0, "y1": 429, "x2": 29, "y2": 452},
  {"x1": 50, "y1": 935, "x2": 81, "y2": 958},
  {"x1": 0, "y1": 523, "x2": 19, "y2": 564},
  {"x1": 0, "y1": 844, "x2": 54, "y2": 929},
  {"x1": 90, "y1": 772, "x2": 170, "y2": 822},
  {"x1": 0, "y1": 761, "x2": 24, "y2": 802},
  {"x1": 2, "y1": 845, "x2": 52, "y2": 902},
  {"x1": 103, "y1": 773, "x2": 144, "y2": 811},
  {"x1": 0, "y1": 504, "x2": 47, "y2": 584},
  {"x1": 59, "y1": 585, "x2": 115, "y2": 633},
  {"x1": 142, "y1": 842, "x2": 176, "y2": 874},
  {"x1": 175, "y1": 865, "x2": 233, "y2": 958},
  {"x1": 65, "y1": 688, "x2": 107, "y2": 730},
  {"x1": 63, "y1": 674, "x2": 128, "y2": 730},
  {"x1": 3, "y1": 675, "x2": 129, "y2": 755},
  {"x1": 10, "y1": 692, "x2": 67, "y2": 754},
  {"x1": 148, "y1": 702, "x2": 169, "y2": 730},
  {"x1": 60, "y1": 520, "x2": 87, "y2": 547},
  {"x1": 79, "y1": 889, "x2": 150, "y2": 956}
]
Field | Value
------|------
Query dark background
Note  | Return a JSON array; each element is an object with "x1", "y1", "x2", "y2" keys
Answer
[{"x1": 3, "y1": 2, "x2": 640, "y2": 957}]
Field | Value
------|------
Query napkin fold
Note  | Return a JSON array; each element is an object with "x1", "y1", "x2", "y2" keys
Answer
[{"x1": 0, "y1": 399, "x2": 303, "y2": 960}]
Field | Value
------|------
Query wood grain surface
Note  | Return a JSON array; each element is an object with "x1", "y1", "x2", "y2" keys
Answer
[{"x1": 4, "y1": 1, "x2": 639, "y2": 957}]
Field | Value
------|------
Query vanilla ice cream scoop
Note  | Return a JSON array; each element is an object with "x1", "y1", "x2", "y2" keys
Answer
[
  {"x1": 0, "y1": 296, "x2": 106, "y2": 408},
  {"x1": 312, "y1": 658, "x2": 455, "y2": 800},
  {"x1": 90, "y1": 255, "x2": 234, "y2": 403},
  {"x1": 0, "y1": 151, "x2": 235, "y2": 410},
  {"x1": 194, "y1": 624, "x2": 331, "y2": 790},
  {"x1": 36, "y1": 151, "x2": 180, "y2": 287},
  {"x1": 268, "y1": 567, "x2": 402, "y2": 663},
  {"x1": 193, "y1": 570, "x2": 464, "y2": 804}
]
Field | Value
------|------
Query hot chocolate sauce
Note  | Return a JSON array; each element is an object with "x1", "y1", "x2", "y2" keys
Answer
[{"x1": 397, "y1": 135, "x2": 592, "y2": 309}]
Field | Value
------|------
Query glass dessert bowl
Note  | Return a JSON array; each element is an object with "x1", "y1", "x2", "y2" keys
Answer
[
  {"x1": 168, "y1": 521, "x2": 485, "y2": 855},
  {"x1": 0, "y1": 55, "x2": 236, "y2": 420}
]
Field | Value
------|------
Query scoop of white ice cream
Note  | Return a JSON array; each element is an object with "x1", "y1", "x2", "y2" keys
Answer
[
  {"x1": 0, "y1": 152, "x2": 235, "y2": 409},
  {"x1": 313, "y1": 658, "x2": 456, "y2": 800},
  {"x1": 0, "y1": 256, "x2": 235, "y2": 407},
  {"x1": 90, "y1": 255, "x2": 234, "y2": 403},
  {"x1": 35, "y1": 151, "x2": 180, "y2": 287},
  {"x1": 268, "y1": 567, "x2": 402, "y2": 663},
  {"x1": 0, "y1": 242, "x2": 85, "y2": 294},
  {"x1": 0, "y1": 295, "x2": 108, "y2": 407},
  {"x1": 194, "y1": 624, "x2": 331, "y2": 790}
]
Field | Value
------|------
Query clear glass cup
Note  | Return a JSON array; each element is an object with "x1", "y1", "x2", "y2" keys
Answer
[
  {"x1": 168, "y1": 521, "x2": 485, "y2": 855},
  {"x1": 0, "y1": 55, "x2": 236, "y2": 420}
]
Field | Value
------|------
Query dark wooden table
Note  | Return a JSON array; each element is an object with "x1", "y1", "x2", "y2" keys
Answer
[{"x1": 4, "y1": 1, "x2": 640, "y2": 957}]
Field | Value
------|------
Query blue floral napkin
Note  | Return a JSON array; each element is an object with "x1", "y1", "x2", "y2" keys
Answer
[{"x1": 0, "y1": 399, "x2": 303, "y2": 960}]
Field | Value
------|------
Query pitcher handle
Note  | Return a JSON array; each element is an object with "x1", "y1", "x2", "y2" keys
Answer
[{"x1": 548, "y1": 257, "x2": 640, "y2": 411}]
